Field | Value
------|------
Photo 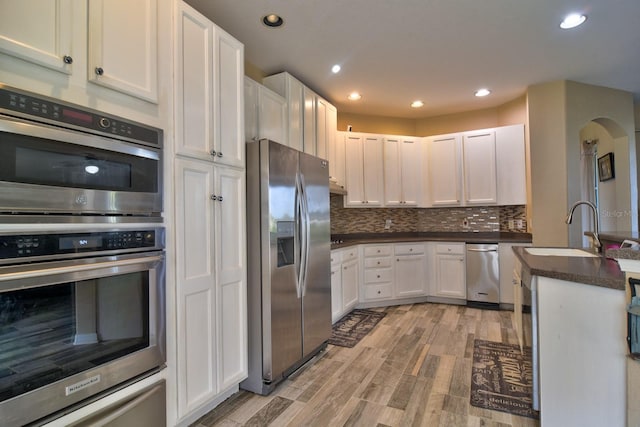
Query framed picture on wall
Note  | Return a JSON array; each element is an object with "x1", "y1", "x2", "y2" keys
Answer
[{"x1": 598, "y1": 152, "x2": 615, "y2": 181}]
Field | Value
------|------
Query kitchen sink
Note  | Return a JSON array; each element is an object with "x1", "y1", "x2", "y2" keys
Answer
[{"x1": 524, "y1": 247, "x2": 599, "y2": 257}]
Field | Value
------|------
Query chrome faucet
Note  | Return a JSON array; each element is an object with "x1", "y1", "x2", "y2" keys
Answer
[{"x1": 566, "y1": 200, "x2": 602, "y2": 252}]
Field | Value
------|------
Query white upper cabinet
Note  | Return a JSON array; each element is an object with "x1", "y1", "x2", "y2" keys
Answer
[
  {"x1": 175, "y1": 3, "x2": 244, "y2": 167},
  {"x1": 0, "y1": 0, "x2": 73, "y2": 74},
  {"x1": 328, "y1": 116, "x2": 345, "y2": 189},
  {"x1": 496, "y1": 124, "x2": 526, "y2": 205},
  {"x1": 462, "y1": 130, "x2": 497, "y2": 205},
  {"x1": 244, "y1": 78, "x2": 286, "y2": 145},
  {"x1": 88, "y1": 0, "x2": 158, "y2": 103},
  {"x1": 384, "y1": 137, "x2": 421, "y2": 206},
  {"x1": 427, "y1": 134, "x2": 462, "y2": 206},
  {"x1": 303, "y1": 86, "x2": 317, "y2": 156},
  {"x1": 315, "y1": 96, "x2": 336, "y2": 161},
  {"x1": 344, "y1": 133, "x2": 384, "y2": 207},
  {"x1": 263, "y1": 72, "x2": 304, "y2": 151}
]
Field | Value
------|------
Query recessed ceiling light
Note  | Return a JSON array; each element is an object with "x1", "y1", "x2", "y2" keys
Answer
[
  {"x1": 348, "y1": 92, "x2": 362, "y2": 101},
  {"x1": 560, "y1": 13, "x2": 587, "y2": 29},
  {"x1": 411, "y1": 100, "x2": 424, "y2": 108},
  {"x1": 331, "y1": 64, "x2": 341, "y2": 74},
  {"x1": 475, "y1": 88, "x2": 491, "y2": 97},
  {"x1": 262, "y1": 14, "x2": 284, "y2": 28}
]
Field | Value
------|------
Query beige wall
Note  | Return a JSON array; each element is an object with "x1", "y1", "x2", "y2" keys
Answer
[
  {"x1": 245, "y1": 61, "x2": 266, "y2": 83},
  {"x1": 528, "y1": 80, "x2": 637, "y2": 247},
  {"x1": 336, "y1": 96, "x2": 528, "y2": 137},
  {"x1": 337, "y1": 113, "x2": 417, "y2": 136}
]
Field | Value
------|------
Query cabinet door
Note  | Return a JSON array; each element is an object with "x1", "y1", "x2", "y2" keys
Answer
[
  {"x1": 435, "y1": 254, "x2": 466, "y2": 299},
  {"x1": 303, "y1": 87, "x2": 316, "y2": 155},
  {"x1": 498, "y1": 242, "x2": 531, "y2": 304},
  {"x1": 344, "y1": 134, "x2": 365, "y2": 206},
  {"x1": 214, "y1": 28, "x2": 244, "y2": 168},
  {"x1": 328, "y1": 109, "x2": 343, "y2": 187},
  {"x1": 331, "y1": 263, "x2": 343, "y2": 323},
  {"x1": 214, "y1": 166, "x2": 247, "y2": 389},
  {"x1": 175, "y1": 158, "x2": 217, "y2": 416},
  {"x1": 463, "y1": 131, "x2": 497, "y2": 204},
  {"x1": 316, "y1": 97, "x2": 328, "y2": 160},
  {"x1": 429, "y1": 135, "x2": 461, "y2": 206},
  {"x1": 395, "y1": 254, "x2": 427, "y2": 297},
  {"x1": 496, "y1": 124, "x2": 526, "y2": 205},
  {"x1": 244, "y1": 77, "x2": 259, "y2": 143},
  {"x1": 401, "y1": 138, "x2": 422, "y2": 206},
  {"x1": 175, "y1": 3, "x2": 214, "y2": 160},
  {"x1": 258, "y1": 86, "x2": 287, "y2": 144},
  {"x1": 383, "y1": 138, "x2": 402, "y2": 206},
  {"x1": 362, "y1": 135, "x2": 384, "y2": 206},
  {"x1": 288, "y1": 77, "x2": 304, "y2": 151},
  {"x1": 88, "y1": 0, "x2": 158, "y2": 102},
  {"x1": 341, "y1": 258, "x2": 359, "y2": 312},
  {"x1": 0, "y1": 0, "x2": 73, "y2": 74}
]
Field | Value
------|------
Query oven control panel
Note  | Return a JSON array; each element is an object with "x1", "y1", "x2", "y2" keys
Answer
[
  {"x1": 0, "y1": 229, "x2": 163, "y2": 261},
  {"x1": 0, "y1": 84, "x2": 162, "y2": 147}
]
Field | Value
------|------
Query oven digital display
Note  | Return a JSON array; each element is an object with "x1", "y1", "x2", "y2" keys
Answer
[
  {"x1": 59, "y1": 236, "x2": 103, "y2": 250},
  {"x1": 62, "y1": 108, "x2": 93, "y2": 125}
]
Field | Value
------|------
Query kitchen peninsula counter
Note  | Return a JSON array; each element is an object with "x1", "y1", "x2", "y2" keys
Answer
[
  {"x1": 512, "y1": 246, "x2": 625, "y2": 291},
  {"x1": 331, "y1": 231, "x2": 532, "y2": 248}
]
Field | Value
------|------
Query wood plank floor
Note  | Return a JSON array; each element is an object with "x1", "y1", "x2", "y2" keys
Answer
[{"x1": 192, "y1": 303, "x2": 539, "y2": 427}]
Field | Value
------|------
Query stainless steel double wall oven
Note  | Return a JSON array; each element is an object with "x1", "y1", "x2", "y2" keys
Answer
[{"x1": 0, "y1": 84, "x2": 166, "y2": 426}]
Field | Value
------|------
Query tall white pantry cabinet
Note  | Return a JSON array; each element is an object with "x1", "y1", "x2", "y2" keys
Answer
[{"x1": 173, "y1": 2, "x2": 247, "y2": 424}]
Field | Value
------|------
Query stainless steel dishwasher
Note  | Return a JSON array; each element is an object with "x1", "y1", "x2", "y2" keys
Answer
[{"x1": 466, "y1": 243, "x2": 500, "y2": 307}]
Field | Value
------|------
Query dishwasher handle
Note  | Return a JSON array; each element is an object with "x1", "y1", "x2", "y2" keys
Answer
[{"x1": 467, "y1": 248, "x2": 498, "y2": 252}]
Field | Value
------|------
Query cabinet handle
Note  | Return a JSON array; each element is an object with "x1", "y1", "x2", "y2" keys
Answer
[
  {"x1": 210, "y1": 150, "x2": 217, "y2": 157},
  {"x1": 331, "y1": 271, "x2": 335, "y2": 275},
  {"x1": 409, "y1": 248, "x2": 413, "y2": 252},
  {"x1": 210, "y1": 194, "x2": 217, "y2": 201},
  {"x1": 63, "y1": 55, "x2": 73, "y2": 64},
  {"x1": 377, "y1": 275, "x2": 381, "y2": 278},
  {"x1": 217, "y1": 152, "x2": 223, "y2": 157},
  {"x1": 218, "y1": 195, "x2": 223, "y2": 202},
  {"x1": 95, "y1": 67, "x2": 104, "y2": 76},
  {"x1": 377, "y1": 261, "x2": 380, "y2": 265},
  {"x1": 344, "y1": 266, "x2": 347, "y2": 270},
  {"x1": 377, "y1": 290, "x2": 381, "y2": 294}
]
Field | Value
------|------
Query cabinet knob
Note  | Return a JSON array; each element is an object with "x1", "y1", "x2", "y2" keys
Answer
[
  {"x1": 63, "y1": 55, "x2": 73, "y2": 64},
  {"x1": 331, "y1": 271, "x2": 335, "y2": 275},
  {"x1": 377, "y1": 261, "x2": 380, "y2": 265},
  {"x1": 377, "y1": 290, "x2": 381, "y2": 294},
  {"x1": 409, "y1": 248, "x2": 413, "y2": 252},
  {"x1": 344, "y1": 266, "x2": 347, "y2": 270},
  {"x1": 377, "y1": 275, "x2": 380, "y2": 278},
  {"x1": 217, "y1": 151, "x2": 223, "y2": 157},
  {"x1": 218, "y1": 195, "x2": 224, "y2": 202},
  {"x1": 210, "y1": 150, "x2": 217, "y2": 157},
  {"x1": 95, "y1": 67, "x2": 104, "y2": 76},
  {"x1": 210, "y1": 194, "x2": 217, "y2": 201}
]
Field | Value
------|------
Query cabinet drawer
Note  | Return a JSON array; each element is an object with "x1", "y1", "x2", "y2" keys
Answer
[
  {"x1": 364, "y1": 268, "x2": 393, "y2": 283},
  {"x1": 363, "y1": 245, "x2": 392, "y2": 257},
  {"x1": 330, "y1": 250, "x2": 342, "y2": 265},
  {"x1": 341, "y1": 248, "x2": 359, "y2": 262},
  {"x1": 394, "y1": 244, "x2": 424, "y2": 255},
  {"x1": 363, "y1": 283, "x2": 393, "y2": 300},
  {"x1": 364, "y1": 257, "x2": 393, "y2": 269},
  {"x1": 436, "y1": 243, "x2": 464, "y2": 255}
]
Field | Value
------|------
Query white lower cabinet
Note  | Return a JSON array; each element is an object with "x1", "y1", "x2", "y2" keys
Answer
[
  {"x1": 498, "y1": 242, "x2": 531, "y2": 304},
  {"x1": 394, "y1": 244, "x2": 427, "y2": 297},
  {"x1": 330, "y1": 247, "x2": 359, "y2": 322},
  {"x1": 174, "y1": 157, "x2": 247, "y2": 420},
  {"x1": 362, "y1": 245, "x2": 394, "y2": 302},
  {"x1": 432, "y1": 243, "x2": 466, "y2": 299}
]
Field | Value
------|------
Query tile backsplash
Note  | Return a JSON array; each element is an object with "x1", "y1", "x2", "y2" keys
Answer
[{"x1": 330, "y1": 194, "x2": 527, "y2": 234}]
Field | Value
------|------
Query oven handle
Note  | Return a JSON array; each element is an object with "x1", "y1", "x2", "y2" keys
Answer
[{"x1": 0, "y1": 254, "x2": 164, "y2": 283}]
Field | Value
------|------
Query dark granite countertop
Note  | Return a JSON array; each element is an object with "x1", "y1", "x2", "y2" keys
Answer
[
  {"x1": 330, "y1": 231, "x2": 532, "y2": 249},
  {"x1": 512, "y1": 246, "x2": 625, "y2": 291},
  {"x1": 606, "y1": 247, "x2": 640, "y2": 261}
]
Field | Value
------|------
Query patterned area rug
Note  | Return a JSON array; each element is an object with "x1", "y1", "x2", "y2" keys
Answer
[
  {"x1": 471, "y1": 339, "x2": 539, "y2": 419},
  {"x1": 328, "y1": 309, "x2": 386, "y2": 348}
]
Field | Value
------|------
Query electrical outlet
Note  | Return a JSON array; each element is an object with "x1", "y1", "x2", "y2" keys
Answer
[
  {"x1": 508, "y1": 219, "x2": 515, "y2": 229},
  {"x1": 384, "y1": 219, "x2": 392, "y2": 229},
  {"x1": 516, "y1": 219, "x2": 524, "y2": 229},
  {"x1": 462, "y1": 218, "x2": 469, "y2": 228}
]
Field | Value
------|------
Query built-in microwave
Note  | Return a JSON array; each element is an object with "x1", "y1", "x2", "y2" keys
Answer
[{"x1": 0, "y1": 84, "x2": 163, "y2": 222}]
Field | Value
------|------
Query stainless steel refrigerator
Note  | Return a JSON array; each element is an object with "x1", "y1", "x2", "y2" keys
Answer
[{"x1": 242, "y1": 139, "x2": 332, "y2": 395}]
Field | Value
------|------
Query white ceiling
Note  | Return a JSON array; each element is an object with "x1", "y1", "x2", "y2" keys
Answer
[{"x1": 185, "y1": 0, "x2": 640, "y2": 119}]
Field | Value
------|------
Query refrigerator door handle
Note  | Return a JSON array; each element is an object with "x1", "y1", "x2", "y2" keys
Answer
[
  {"x1": 294, "y1": 173, "x2": 304, "y2": 299},
  {"x1": 299, "y1": 173, "x2": 311, "y2": 297}
]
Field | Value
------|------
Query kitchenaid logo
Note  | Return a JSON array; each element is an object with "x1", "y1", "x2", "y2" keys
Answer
[
  {"x1": 65, "y1": 375, "x2": 101, "y2": 396},
  {"x1": 74, "y1": 194, "x2": 88, "y2": 205}
]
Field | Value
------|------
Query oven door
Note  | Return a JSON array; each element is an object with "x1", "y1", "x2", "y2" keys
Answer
[
  {"x1": 0, "y1": 251, "x2": 165, "y2": 427},
  {"x1": 0, "y1": 116, "x2": 162, "y2": 216}
]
